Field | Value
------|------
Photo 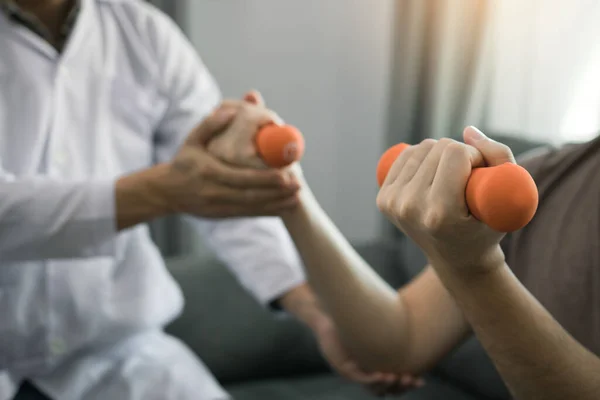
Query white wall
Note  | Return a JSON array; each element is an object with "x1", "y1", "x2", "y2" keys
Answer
[{"x1": 182, "y1": 0, "x2": 395, "y2": 243}]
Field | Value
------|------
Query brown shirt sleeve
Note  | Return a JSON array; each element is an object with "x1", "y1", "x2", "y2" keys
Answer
[
  {"x1": 499, "y1": 136, "x2": 600, "y2": 356},
  {"x1": 499, "y1": 145, "x2": 555, "y2": 258},
  {"x1": 500, "y1": 139, "x2": 598, "y2": 260}
]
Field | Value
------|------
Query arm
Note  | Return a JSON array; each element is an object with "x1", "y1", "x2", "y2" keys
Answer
[
  {"x1": 0, "y1": 4, "x2": 298, "y2": 263},
  {"x1": 438, "y1": 261, "x2": 600, "y2": 400},
  {"x1": 0, "y1": 168, "x2": 117, "y2": 262},
  {"x1": 0, "y1": 162, "x2": 172, "y2": 262},
  {"x1": 442, "y1": 135, "x2": 600, "y2": 400},
  {"x1": 280, "y1": 179, "x2": 470, "y2": 373},
  {"x1": 377, "y1": 128, "x2": 600, "y2": 399}
]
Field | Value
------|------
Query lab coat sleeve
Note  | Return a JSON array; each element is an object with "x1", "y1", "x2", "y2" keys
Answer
[
  {"x1": 149, "y1": 8, "x2": 306, "y2": 306},
  {"x1": 0, "y1": 166, "x2": 116, "y2": 262},
  {"x1": 190, "y1": 216, "x2": 306, "y2": 306}
]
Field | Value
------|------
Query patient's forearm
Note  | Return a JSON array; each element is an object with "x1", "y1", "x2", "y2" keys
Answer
[
  {"x1": 278, "y1": 283, "x2": 331, "y2": 332},
  {"x1": 280, "y1": 187, "x2": 410, "y2": 371},
  {"x1": 438, "y1": 263, "x2": 600, "y2": 400}
]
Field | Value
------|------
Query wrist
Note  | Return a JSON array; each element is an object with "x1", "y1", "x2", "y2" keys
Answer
[
  {"x1": 115, "y1": 164, "x2": 174, "y2": 230},
  {"x1": 280, "y1": 181, "x2": 319, "y2": 223},
  {"x1": 430, "y1": 245, "x2": 506, "y2": 282}
]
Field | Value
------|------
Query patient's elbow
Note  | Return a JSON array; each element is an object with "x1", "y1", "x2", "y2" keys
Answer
[{"x1": 338, "y1": 330, "x2": 415, "y2": 374}]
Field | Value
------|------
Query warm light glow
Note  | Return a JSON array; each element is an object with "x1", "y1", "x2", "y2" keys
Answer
[{"x1": 486, "y1": 0, "x2": 600, "y2": 144}]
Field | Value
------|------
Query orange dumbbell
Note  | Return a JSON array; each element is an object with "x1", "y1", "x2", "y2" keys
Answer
[
  {"x1": 241, "y1": 93, "x2": 304, "y2": 168},
  {"x1": 376, "y1": 143, "x2": 539, "y2": 232},
  {"x1": 255, "y1": 124, "x2": 305, "y2": 168}
]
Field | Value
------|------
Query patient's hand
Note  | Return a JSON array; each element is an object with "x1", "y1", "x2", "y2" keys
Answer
[
  {"x1": 206, "y1": 91, "x2": 282, "y2": 169},
  {"x1": 206, "y1": 91, "x2": 307, "y2": 201}
]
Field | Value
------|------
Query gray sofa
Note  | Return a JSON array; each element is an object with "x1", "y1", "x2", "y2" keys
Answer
[{"x1": 164, "y1": 240, "x2": 505, "y2": 400}]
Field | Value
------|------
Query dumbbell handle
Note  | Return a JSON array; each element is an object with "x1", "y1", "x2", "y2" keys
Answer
[{"x1": 376, "y1": 143, "x2": 539, "y2": 232}]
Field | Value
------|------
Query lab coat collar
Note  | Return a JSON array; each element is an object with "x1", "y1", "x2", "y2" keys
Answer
[{"x1": 0, "y1": 0, "x2": 94, "y2": 64}]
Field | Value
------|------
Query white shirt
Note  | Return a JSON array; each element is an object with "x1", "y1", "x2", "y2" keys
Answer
[{"x1": 0, "y1": 0, "x2": 305, "y2": 398}]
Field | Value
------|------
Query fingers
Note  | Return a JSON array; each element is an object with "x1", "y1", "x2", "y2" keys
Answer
[
  {"x1": 377, "y1": 137, "x2": 488, "y2": 229},
  {"x1": 244, "y1": 90, "x2": 265, "y2": 106},
  {"x1": 367, "y1": 374, "x2": 400, "y2": 396},
  {"x1": 186, "y1": 107, "x2": 238, "y2": 145},
  {"x1": 335, "y1": 360, "x2": 426, "y2": 397},
  {"x1": 210, "y1": 159, "x2": 299, "y2": 189},
  {"x1": 207, "y1": 91, "x2": 275, "y2": 138},
  {"x1": 392, "y1": 139, "x2": 436, "y2": 186},
  {"x1": 337, "y1": 361, "x2": 424, "y2": 396},
  {"x1": 234, "y1": 100, "x2": 284, "y2": 131},
  {"x1": 383, "y1": 138, "x2": 485, "y2": 197},
  {"x1": 212, "y1": 98, "x2": 283, "y2": 158},
  {"x1": 463, "y1": 126, "x2": 515, "y2": 166},
  {"x1": 219, "y1": 91, "x2": 275, "y2": 127},
  {"x1": 366, "y1": 374, "x2": 425, "y2": 396},
  {"x1": 381, "y1": 145, "x2": 413, "y2": 188},
  {"x1": 410, "y1": 139, "x2": 451, "y2": 190},
  {"x1": 200, "y1": 145, "x2": 297, "y2": 189},
  {"x1": 430, "y1": 142, "x2": 475, "y2": 216},
  {"x1": 341, "y1": 366, "x2": 382, "y2": 385},
  {"x1": 212, "y1": 185, "x2": 298, "y2": 205},
  {"x1": 418, "y1": 140, "x2": 484, "y2": 191},
  {"x1": 400, "y1": 374, "x2": 425, "y2": 388}
]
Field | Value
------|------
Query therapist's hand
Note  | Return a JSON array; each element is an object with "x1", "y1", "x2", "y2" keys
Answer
[
  {"x1": 115, "y1": 105, "x2": 299, "y2": 231},
  {"x1": 163, "y1": 106, "x2": 300, "y2": 218}
]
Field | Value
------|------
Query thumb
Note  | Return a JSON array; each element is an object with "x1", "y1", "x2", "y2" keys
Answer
[
  {"x1": 463, "y1": 126, "x2": 516, "y2": 166},
  {"x1": 186, "y1": 106, "x2": 237, "y2": 145},
  {"x1": 244, "y1": 90, "x2": 265, "y2": 106}
]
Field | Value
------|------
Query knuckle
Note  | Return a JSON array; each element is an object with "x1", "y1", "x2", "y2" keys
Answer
[
  {"x1": 445, "y1": 141, "x2": 468, "y2": 158},
  {"x1": 497, "y1": 142, "x2": 512, "y2": 156},
  {"x1": 377, "y1": 191, "x2": 401, "y2": 216},
  {"x1": 420, "y1": 138, "x2": 437, "y2": 148},
  {"x1": 438, "y1": 137, "x2": 457, "y2": 147},
  {"x1": 376, "y1": 191, "x2": 388, "y2": 212},
  {"x1": 198, "y1": 161, "x2": 215, "y2": 178},
  {"x1": 202, "y1": 187, "x2": 219, "y2": 201},
  {"x1": 402, "y1": 157, "x2": 421, "y2": 173},
  {"x1": 396, "y1": 199, "x2": 418, "y2": 220},
  {"x1": 422, "y1": 208, "x2": 445, "y2": 231},
  {"x1": 402, "y1": 145, "x2": 417, "y2": 157}
]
